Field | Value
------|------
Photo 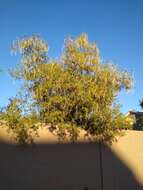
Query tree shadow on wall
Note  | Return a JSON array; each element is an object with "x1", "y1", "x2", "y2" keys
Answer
[{"x1": 0, "y1": 140, "x2": 142, "y2": 190}]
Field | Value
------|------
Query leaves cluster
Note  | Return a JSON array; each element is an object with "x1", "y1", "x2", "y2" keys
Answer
[{"x1": 0, "y1": 98, "x2": 39, "y2": 145}]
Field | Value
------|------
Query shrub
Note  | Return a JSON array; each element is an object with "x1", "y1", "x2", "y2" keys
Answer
[{"x1": 0, "y1": 98, "x2": 40, "y2": 145}]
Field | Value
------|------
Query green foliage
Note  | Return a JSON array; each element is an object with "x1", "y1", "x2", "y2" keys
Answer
[
  {"x1": 140, "y1": 99, "x2": 143, "y2": 110},
  {"x1": 2, "y1": 33, "x2": 133, "y2": 144},
  {"x1": 140, "y1": 117, "x2": 143, "y2": 131},
  {"x1": 139, "y1": 99, "x2": 143, "y2": 130},
  {"x1": 0, "y1": 98, "x2": 40, "y2": 145}
]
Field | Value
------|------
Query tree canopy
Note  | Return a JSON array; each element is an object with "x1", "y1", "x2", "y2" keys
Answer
[{"x1": 0, "y1": 34, "x2": 133, "y2": 144}]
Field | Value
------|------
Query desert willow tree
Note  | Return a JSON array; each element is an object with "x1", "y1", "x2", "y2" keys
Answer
[{"x1": 3, "y1": 34, "x2": 133, "y2": 144}]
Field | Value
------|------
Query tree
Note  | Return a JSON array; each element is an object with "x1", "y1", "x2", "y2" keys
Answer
[
  {"x1": 2, "y1": 33, "x2": 133, "y2": 144},
  {"x1": 140, "y1": 99, "x2": 143, "y2": 110},
  {"x1": 138, "y1": 99, "x2": 143, "y2": 130}
]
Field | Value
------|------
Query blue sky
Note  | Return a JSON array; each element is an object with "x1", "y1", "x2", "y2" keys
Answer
[{"x1": 0, "y1": 0, "x2": 143, "y2": 113}]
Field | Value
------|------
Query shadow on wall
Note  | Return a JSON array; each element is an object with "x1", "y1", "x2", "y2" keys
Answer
[{"x1": 0, "y1": 141, "x2": 142, "y2": 190}]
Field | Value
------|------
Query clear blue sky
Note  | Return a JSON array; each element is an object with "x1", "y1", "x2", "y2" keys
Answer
[{"x1": 0, "y1": 0, "x2": 143, "y2": 113}]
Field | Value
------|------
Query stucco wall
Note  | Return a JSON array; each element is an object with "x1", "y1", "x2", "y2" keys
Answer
[{"x1": 0, "y1": 127, "x2": 143, "y2": 190}]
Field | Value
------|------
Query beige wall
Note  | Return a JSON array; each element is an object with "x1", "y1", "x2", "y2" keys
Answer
[{"x1": 0, "y1": 128, "x2": 143, "y2": 190}]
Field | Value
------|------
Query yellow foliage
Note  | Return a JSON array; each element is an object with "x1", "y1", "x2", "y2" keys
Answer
[{"x1": 6, "y1": 33, "x2": 134, "y2": 144}]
